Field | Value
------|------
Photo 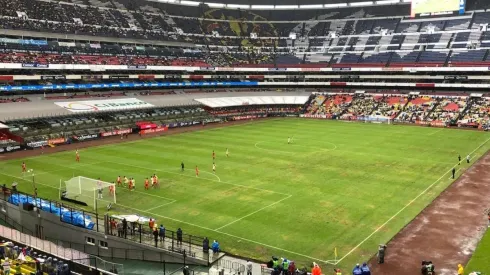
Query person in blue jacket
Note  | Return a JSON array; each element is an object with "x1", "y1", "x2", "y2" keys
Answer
[
  {"x1": 352, "y1": 264, "x2": 362, "y2": 275},
  {"x1": 212, "y1": 240, "x2": 220, "y2": 253},
  {"x1": 360, "y1": 263, "x2": 370, "y2": 275}
]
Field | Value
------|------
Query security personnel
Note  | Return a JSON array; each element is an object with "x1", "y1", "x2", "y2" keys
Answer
[
  {"x1": 272, "y1": 257, "x2": 279, "y2": 270},
  {"x1": 378, "y1": 244, "x2": 387, "y2": 264},
  {"x1": 361, "y1": 263, "x2": 371, "y2": 275},
  {"x1": 353, "y1": 264, "x2": 362, "y2": 275},
  {"x1": 282, "y1": 259, "x2": 289, "y2": 275}
]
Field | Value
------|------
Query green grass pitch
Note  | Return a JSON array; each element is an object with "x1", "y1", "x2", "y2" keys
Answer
[{"x1": 0, "y1": 118, "x2": 489, "y2": 270}]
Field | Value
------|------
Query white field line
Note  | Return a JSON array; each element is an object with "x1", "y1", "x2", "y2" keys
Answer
[
  {"x1": 428, "y1": 128, "x2": 444, "y2": 136},
  {"x1": 215, "y1": 194, "x2": 293, "y2": 231},
  {"x1": 0, "y1": 163, "x2": 176, "y2": 203},
  {"x1": 200, "y1": 170, "x2": 221, "y2": 182},
  {"x1": 0, "y1": 173, "x2": 326, "y2": 264},
  {"x1": 1, "y1": 119, "x2": 279, "y2": 164},
  {"x1": 20, "y1": 161, "x2": 104, "y2": 178},
  {"x1": 144, "y1": 201, "x2": 177, "y2": 211},
  {"x1": 104, "y1": 160, "x2": 290, "y2": 196},
  {"x1": 336, "y1": 135, "x2": 490, "y2": 264}
]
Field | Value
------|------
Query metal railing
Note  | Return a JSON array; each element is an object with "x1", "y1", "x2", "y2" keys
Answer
[{"x1": 0, "y1": 186, "x2": 208, "y2": 262}]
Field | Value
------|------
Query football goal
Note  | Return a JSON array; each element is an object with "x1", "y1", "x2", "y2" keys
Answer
[{"x1": 60, "y1": 176, "x2": 116, "y2": 210}]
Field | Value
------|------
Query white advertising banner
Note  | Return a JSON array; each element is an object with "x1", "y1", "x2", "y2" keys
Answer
[{"x1": 55, "y1": 98, "x2": 153, "y2": 113}]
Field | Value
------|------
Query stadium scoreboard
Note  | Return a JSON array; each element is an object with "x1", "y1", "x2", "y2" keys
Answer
[{"x1": 411, "y1": 0, "x2": 465, "y2": 17}]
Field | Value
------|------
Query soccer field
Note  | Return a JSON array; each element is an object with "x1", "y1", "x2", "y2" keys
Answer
[{"x1": 0, "y1": 118, "x2": 489, "y2": 269}]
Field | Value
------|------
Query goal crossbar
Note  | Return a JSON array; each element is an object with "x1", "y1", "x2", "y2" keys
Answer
[{"x1": 62, "y1": 176, "x2": 116, "y2": 210}]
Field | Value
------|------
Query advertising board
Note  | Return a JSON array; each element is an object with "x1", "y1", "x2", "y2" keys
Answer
[{"x1": 55, "y1": 98, "x2": 153, "y2": 113}]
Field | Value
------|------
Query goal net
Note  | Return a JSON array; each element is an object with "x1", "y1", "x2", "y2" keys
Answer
[{"x1": 60, "y1": 176, "x2": 116, "y2": 210}]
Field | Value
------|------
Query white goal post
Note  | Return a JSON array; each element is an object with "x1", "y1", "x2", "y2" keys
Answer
[{"x1": 60, "y1": 176, "x2": 116, "y2": 210}]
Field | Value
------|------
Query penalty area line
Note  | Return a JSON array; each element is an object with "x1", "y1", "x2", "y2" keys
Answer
[
  {"x1": 144, "y1": 200, "x2": 177, "y2": 211},
  {"x1": 215, "y1": 194, "x2": 293, "y2": 231},
  {"x1": 0, "y1": 168, "x2": 330, "y2": 265},
  {"x1": 336, "y1": 135, "x2": 490, "y2": 264}
]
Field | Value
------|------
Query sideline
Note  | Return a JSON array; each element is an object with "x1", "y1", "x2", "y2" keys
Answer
[{"x1": 335, "y1": 136, "x2": 490, "y2": 264}]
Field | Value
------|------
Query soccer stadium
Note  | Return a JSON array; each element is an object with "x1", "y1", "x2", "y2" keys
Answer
[{"x1": 0, "y1": 0, "x2": 490, "y2": 274}]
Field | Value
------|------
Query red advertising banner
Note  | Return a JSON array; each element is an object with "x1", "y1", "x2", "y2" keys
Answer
[
  {"x1": 48, "y1": 138, "x2": 66, "y2": 145},
  {"x1": 100, "y1": 128, "x2": 133, "y2": 137},
  {"x1": 140, "y1": 126, "x2": 168, "y2": 135},
  {"x1": 138, "y1": 123, "x2": 158, "y2": 130}
]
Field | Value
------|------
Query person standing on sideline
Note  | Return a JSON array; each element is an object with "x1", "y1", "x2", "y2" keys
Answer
[
  {"x1": 452, "y1": 167, "x2": 456, "y2": 179},
  {"x1": 212, "y1": 240, "x2": 220, "y2": 253},
  {"x1": 457, "y1": 264, "x2": 464, "y2": 275},
  {"x1": 288, "y1": 261, "x2": 296, "y2": 275},
  {"x1": 352, "y1": 264, "x2": 362, "y2": 275},
  {"x1": 153, "y1": 227, "x2": 158, "y2": 247},
  {"x1": 458, "y1": 154, "x2": 461, "y2": 165},
  {"x1": 181, "y1": 161, "x2": 184, "y2": 172},
  {"x1": 202, "y1": 237, "x2": 209, "y2": 253},
  {"x1": 246, "y1": 260, "x2": 253, "y2": 275},
  {"x1": 377, "y1": 244, "x2": 386, "y2": 264},
  {"x1": 149, "y1": 218, "x2": 155, "y2": 231},
  {"x1": 311, "y1": 263, "x2": 321, "y2": 275},
  {"x1": 466, "y1": 154, "x2": 470, "y2": 163},
  {"x1": 122, "y1": 218, "x2": 127, "y2": 238},
  {"x1": 177, "y1": 228, "x2": 183, "y2": 246},
  {"x1": 360, "y1": 263, "x2": 370, "y2": 275},
  {"x1": 159, "y1": 224, "x2": 165, "y2": 242}
]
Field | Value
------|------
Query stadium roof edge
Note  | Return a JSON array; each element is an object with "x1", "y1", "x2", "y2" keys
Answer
[{"x1": 148, "y1": 0, "x2": 410, "y2": 10}]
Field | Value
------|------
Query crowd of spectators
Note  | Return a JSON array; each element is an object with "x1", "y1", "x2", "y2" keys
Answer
[
  {"x1": 342, "y1": 95, "x2": 377, "y2": 118},
  {"x1": 426, "y1": 96, "x2": 466, "y2": 124},
  {"x1": 396, "y1": 95, "x2": 438, "y2": 123},
  {"x1": 0, "y1": 241, "x2": 72, "y2": 275},
  {"x1": 371, "y1": 95, "x2": 407, "y2": 118},
  {"x1": 209, "y1": 106, "x2": 301, "y2": 117},
  {"x1": 459, "y1": 97, "x2": 490, "y2": 127}
]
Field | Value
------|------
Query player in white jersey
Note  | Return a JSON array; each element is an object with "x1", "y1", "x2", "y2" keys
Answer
[
  {"x1": 226, "y1": 148, "x2": 229, "y2": 157},
  {"x1": 212, "y1": 162, "x2": 216, "y2": 173}
]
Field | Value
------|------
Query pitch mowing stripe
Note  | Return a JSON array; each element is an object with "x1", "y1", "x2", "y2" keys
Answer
[{"x1": 335, "y1": 135, "x2": 490, "y2": 264}]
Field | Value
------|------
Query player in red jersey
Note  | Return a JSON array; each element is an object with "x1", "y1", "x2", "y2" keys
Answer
[
  {"x1": 75, "y1": 150, "x2": 80, "y2": 162},
  {"x1": 195, "y1": 166, "x2": 199, "y2": 177},
  {"x1": 212, "y1": 150, "x2": 215, "y2": 160},
  {"x1": 109, "y1": 183, "x2": 115, "y2": 195},
  {"x1": 22, "y1": 162, "x2": 26, "y2": 173},
  {"x1": 128, "y1": 178, "x2": 134, "y2": 191},
  {"x1": 144, "y1": 178, "x2": 150, "y2": 190},
  {"x1": 117, "y1": 176, "x2": 122, "y2": 186}
]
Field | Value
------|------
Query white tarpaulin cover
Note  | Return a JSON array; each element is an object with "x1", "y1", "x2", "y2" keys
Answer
[{"x1": 195, "y1": 96, "x2": 309, "y2": 108}]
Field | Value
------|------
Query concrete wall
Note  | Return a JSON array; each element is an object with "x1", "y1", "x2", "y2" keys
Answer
[{"x1": 0, "y1": 200, "x2": 207, "y2": 265}]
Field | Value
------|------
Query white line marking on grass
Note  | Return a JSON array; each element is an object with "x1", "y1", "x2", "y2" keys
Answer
[
  {"x1": 201, "y1": 171, "x2": 221, "y2": 182},
  {"x1": 0, "y1": 174, "x2": 325, "y2": 264},
  {"x1": 336, "y1": 135, "x2": 490, "y2": 264},
  {"x1": 0, "y1": 119, "x2": 278, "y2": 164},
  {"x1": 215, "y1": 194, "x2": 292, "y2": 231},
  {"x1": 144, "y1": 201, "x2": 177, "y2": 211},
  {"x1": 428, "y1": 128, "x2": 444, "y2": 136}
]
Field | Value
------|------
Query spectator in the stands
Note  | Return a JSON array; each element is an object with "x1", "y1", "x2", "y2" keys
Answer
[
  {"x1": 122, "y1": 218, "x2": 127, "y2": 238},
  {"x1": 2, "y1": 257, "x2": 10, "y2": 275}
]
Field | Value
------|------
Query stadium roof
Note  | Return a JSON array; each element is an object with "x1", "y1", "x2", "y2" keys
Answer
[{"x1": 154, "y1": 0, "x2": 410, "y2": 10}]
